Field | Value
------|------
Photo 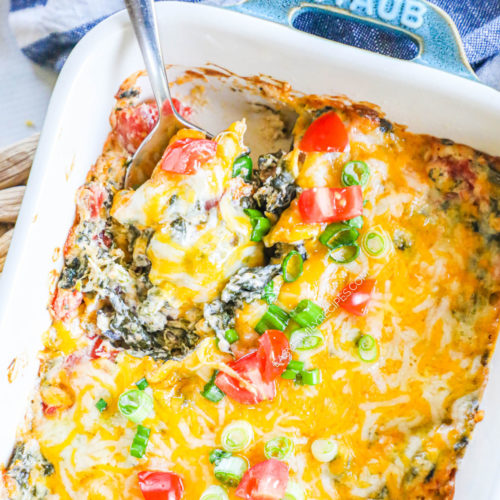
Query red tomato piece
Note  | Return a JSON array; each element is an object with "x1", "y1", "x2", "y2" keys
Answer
[
  {"x1": 86, "y1": 183, "x2": 107, "y2": 219},
  {"x1": 50, "y1": 288, "x2": 83, "y2": 322},
  {"x1": 162, "y1": 98, "x2": 192, "y2": 119},
  {"x1": 336, "y1": 279, "x2": 376, "y2": 316},
  {"x1": 215, "y1": 351, "x2": 276, "y2": 405},
  {"x1": 138, "y1": 471, "x2": 184, "y2": 500},
  {"x1": 160, "y1": 138, "x2": 217, "y2": 175},
  {"x1": 257, "y1": 330, "x2": 291, "y2": 382},
  {"x1": 115, "y1": 98, "x2": 191, "y2": 154},
  {"x1": 115, "y1": 101, "x2": 159, "y2": 154},
  {"x1": 235, "y1": 459, "x2": 289, "y2": 500},
  {"x1": 298, "y1": 186, "x2": 363, "y2": 223},
  {"x1": 299, "y1": 111, "x2": 348, "y2": 153}
]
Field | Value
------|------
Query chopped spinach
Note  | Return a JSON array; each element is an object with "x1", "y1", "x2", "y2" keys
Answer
[
  {"x1": 8, "y1": 441, "x2": 53, "y2": 498},
  {"x1": 252, "y1": 151, "x2": 297, "y2": 217},
  {"x1": 204, "y1": 264, "x2": 280, "y2": 338},
  {"x1": 58, "y1": 256, "x2": 88, "y2": 289}
]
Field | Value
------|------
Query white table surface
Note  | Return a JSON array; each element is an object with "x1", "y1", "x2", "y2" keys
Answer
[{"x1": 0, "y1": 0, "x2": 57, "y2": 149}]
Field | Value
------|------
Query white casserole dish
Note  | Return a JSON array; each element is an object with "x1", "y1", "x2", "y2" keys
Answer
[{"x1": 1, "y1": 1, "x2": 500, "y2": 497}]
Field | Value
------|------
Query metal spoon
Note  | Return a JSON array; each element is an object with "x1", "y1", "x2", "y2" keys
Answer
[{"x1": 124, "y1": 0, "x2": 212, "y2": 189}]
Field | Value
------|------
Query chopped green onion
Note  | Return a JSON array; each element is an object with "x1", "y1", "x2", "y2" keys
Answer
[
  {"x1": 346, "y1": 216, "x2": 364, "y2": 229},
  {"x1": 244, "y1": 208, "x2": 271, "y2": 242},
  {"x1": 311, "y1": 438, "x2": 338, "y2": 462},
  {"x1": 264, "y1": 436, "x2": 294, "y2": 460},
  {"x1": 214, "y1": 456, "x2": 248, "y2": 487},
  {"x1": 262, "y1": 280, "x2": 278, "y2": 304},
  {"x1": 201, "y1": 372, "x2": 225, "y2": 403},
  {"x1": 362, "y1": 230, "x2": 387, "y2": 257},
  {"x1": 118, "y1": 389, "x2": 153, "y2": 424},
  {"x1": 135, "y1": 377, "x2": 149, "y2": 391},
  {"x1": 255, "y1": 304, "x2": 290, "y2": 334},
  {"x1": 291, "y1": 300, "x2": 325, "y2": 328},
  {"x1": 297, "y1": 368, "x2": 322, "y2": 386},
  {"x1": 221, "y1": 421, "x2": 253, "y2": 452},
  {"x1": 95, "y1": 398, "x2": 107, "y2": 413},
  {"x1": 282, "y1": 251, "x2": 304, "y2": 283},
  {"x1": 130, "y1": 425, "x2": 151, "y2": 458},
  {"x1": 283, "y1": 480, "x2": 305, "y2": 500},
  {"x1": 200, "y1": 485, "x2": 229, "y2": 500},
  {"x1": 357, "y1": 334, "x2": 378, "y2": 362},
  {"x1": 209, "y1": 449, "x2": 232, "y2": 465},
  {"x1": 329, "y1": 243, "x2": 360, "y2": 264},
  {"x1": 341, "y1": 160, "x2": 370, "y2": 187},
  {"x1": 289, "y1": 328, "x2": 324, "y2": 351},
  {"x1": 288, "y1": 360, "x2": 305, "y2": 372},
  {"x1": 224, "y1": 329, "x2": 239, "y2": 344},
  {"x1": 281, "y1": 369, "x2": 298, "y2": 380},
  {"x1": 232, "y1": 155, "x2": 253, "y2": 182},
  {"x1": 319, "y1": 223, "x2": 359, "y2": 249}
]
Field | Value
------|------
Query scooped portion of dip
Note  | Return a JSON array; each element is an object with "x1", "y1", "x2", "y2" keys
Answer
[{"x1": 112, "y1": 121, "x2": 263, "y2": 309}]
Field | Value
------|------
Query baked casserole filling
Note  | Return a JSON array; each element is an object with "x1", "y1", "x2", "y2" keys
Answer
[{"x1": 3, "y1": 72, "x2": 500, "y2": 500}]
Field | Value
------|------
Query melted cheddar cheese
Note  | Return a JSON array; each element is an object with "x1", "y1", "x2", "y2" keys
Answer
[{"x1": 3, "y1": 72, "x2": 500, "y2": 500}]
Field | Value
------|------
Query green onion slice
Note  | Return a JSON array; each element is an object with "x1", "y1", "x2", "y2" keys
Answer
[
  {"x1": 130, "y1": 425, "x2": 151, "y2": 459},
  {"x1": 201, "y1": 371, "x2": 225, "y2": 403},
  {"x1": 200, "y1": 485, "x2": 229, "y2": 500},
  {"x1": 221, "y1": 421, "x2": 253, "y2": 452},
  {"x1": 341, "y1": 160, "x2": 370, "y2": 187},
  {"x1": 362, "y1": 230, "x2": 387, "y2": 257},
  {"x1": 135, "y1": 377, "x2": 149, "y2": 391},
  {"x1": 329, "y1": 243, "x2": 360, "y2": 264},
  {"x1": 357, "y1": 334, "x2": 378, "y2": 362},
  {"x1": 224, "y1": 329, "x2": 239, "y2": 344},
  {"x1": 311, "y1": 438, "x2": 338, "y2": 462},
  {"x1": 282, "y1": 250, "x2": 304, "y2": 283},
  {"x1": 264, "y1": 436, "x2": 294, "y2": 460},
  {"x1": 118, "y1": 389, "x2": 153, "y2": 424},
  {"x1": 214, "y1": 456, "x2": 248, "y2": 487},
  {"x1": 255, "y1": 304, "x2": 290, "y2": 334},
  {"x1": 283, "y1": 480, "x2": 305, "y2": 500},
  {"x1": 244, "y1": 208, "x2": 271, "y2": 242},
  {"x1": 95, "y1": 398, "x2": 107, "y2": 413},
  {"x1": 288, "y1": 360, "x2": 305, "y2": 372},
  {"x1": 291, "y1": 300, "x2": 325, "y2": 328},
  {"x1": 297, "y1": 368, "x2": 322, "y2": 386},
  {"x1": 346, "y1": 216, "x2": 364, "y2": 229},
  {"x1": 289, "y1": 328, "x2": 324, "y2": 351},
  {"x1": 209, "y1": 449, "x2": 232, "y2": 465},
  {"x1": 281, "y1": 369, "x2": 298, "y2": 380},
  {"x1": 319, "y1": 223, "x2": 359, "y2": 249},
  {"x1": 262, "y1": 280, "x2": 278, "y2": 304},
  {"x1": 232, "y1": 155, "x2": 253, "y2": 182}
]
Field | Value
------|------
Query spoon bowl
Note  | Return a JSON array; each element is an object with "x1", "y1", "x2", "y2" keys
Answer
[{"x1": 124, "y1": 0, "x2": 213, "y2": 189}]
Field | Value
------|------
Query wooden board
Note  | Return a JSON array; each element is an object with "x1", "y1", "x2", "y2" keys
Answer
[{"x1": 0, "y1": 134, "x2": 38, "y2": 271}]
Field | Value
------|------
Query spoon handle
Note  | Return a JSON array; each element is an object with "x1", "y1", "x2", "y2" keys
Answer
[{"x1": 124, "y1": 0, "x2": 173, "y2": 112}]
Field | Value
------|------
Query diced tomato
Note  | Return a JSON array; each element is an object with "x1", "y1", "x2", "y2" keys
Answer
[
  {"x1": 299, "y1": 111, "x2": 348, "y2": 153},
  {"x1": 336, "y1": 278, "x2": 376, "y2": 316},
  {"x1": 50, "y1": 288, "x2": 83, "y2": 322},
  {"x1": 115, "y1": 101, "x2": 159, "y2": 153},
  {"x1": 87, "y1": 183, "x2": 107, "y2": 219},
  {"x1": 298, "y1": 186, "x2": 363, "y2": 223},
  {"x1": 161, "y1": 98, "x2": 192, "y2": 119},
  {"x1": 115, "y1": 98, "x2": 191, "y2": 154},
  {"x1": 160, "y1": 138, "x2": 217, "y2": 175},
  {"x1": 215, "y1": 351, "x2": 276, "y2": 405},
  {"x1": 41, "y1": 402, "x2": 58, "y2": 417},
  {"x1": 138, "y1": 471, "x2": 184, "y2": 500},
  {"x1": 235, "y1": 459, "x2": 289, "y2": 500},
  {"x1": 257, "y1": 330, "x2": 291, "y2": 382}
]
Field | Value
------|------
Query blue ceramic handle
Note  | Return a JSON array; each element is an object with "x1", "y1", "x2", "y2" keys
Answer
[{"x1": 225, "y1": 0, "x2": 477, "y2": 81}]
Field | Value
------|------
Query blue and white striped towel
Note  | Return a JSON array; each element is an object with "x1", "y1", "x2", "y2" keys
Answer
[{"x1": 8, "y1": 0, "x2": 500, "y2": 89}]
